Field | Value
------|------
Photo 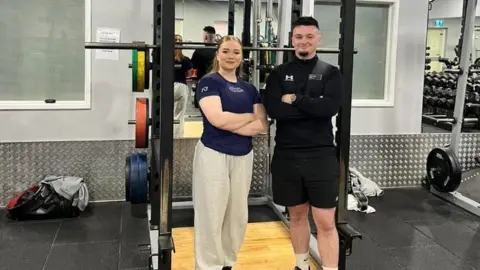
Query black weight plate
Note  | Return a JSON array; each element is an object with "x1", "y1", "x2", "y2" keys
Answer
[
  {"x1": 426, "y1": 147, "x2": 462, "y2": 192},
  {"x1": 129, "y1": 153, "x2": 148, "y2": 204},
  {"x1": 125, "y1": 155, "x2": 131, "y2": 202}
]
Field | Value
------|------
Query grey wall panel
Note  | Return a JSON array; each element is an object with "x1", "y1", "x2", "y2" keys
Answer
[
  {"x1": 172, "y1": 137, "x2": 268, "y2": 198},
  {"x1": 0, "y1": 137, "x2": 269, "y2": 206},
  {"x1": 1, "y1": 133, "x2": 479, "y2": 207}
]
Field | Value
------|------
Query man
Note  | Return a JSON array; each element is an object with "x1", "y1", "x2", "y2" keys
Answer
[
  {"x1": 191, "y1": 26, "x2": 217, "y2": 107},
  {"x1": 263, "y1": 17, "x2": 343, "y2": 270}
]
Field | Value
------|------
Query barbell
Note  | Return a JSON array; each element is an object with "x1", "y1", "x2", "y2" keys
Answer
[
  {"x1": 89, "y1": 41, "x2": 358, "y2": 92},
  {"x1": 85, "y1": 42, "x2": 357, "y2": 54}
]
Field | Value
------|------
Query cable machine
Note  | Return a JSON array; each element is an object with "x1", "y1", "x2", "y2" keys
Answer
[{"x1": 84, "y1": 0, "x2": 361, "y2": 269}]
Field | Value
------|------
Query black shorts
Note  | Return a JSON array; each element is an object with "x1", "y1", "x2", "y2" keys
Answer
[{"x1": 271, "y1": 149, "x2": 340, "y2": 209}]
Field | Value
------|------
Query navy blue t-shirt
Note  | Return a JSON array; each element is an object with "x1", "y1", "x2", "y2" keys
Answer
[
  {"x1": 174, "y1": 57, "x2": 193, "y2": 84},
  {"x1": 196, "y1": 73, "x2": 262, "y2": 156}
]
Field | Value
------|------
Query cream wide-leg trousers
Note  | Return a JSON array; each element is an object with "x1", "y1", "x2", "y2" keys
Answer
[
  {"x1": 192, "y1": 141, "x2": 254, "y2": 270},
  {"x1": 173, "y1": 82, "x2": 189, "y2": 138}
]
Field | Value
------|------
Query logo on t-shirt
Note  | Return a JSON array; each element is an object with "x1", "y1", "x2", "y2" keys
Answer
[
  {"x1": 229, "y1": 86, "x2": 244, "y2": 93},
  {"x1": 201, "y1": 86, "x2": 208, "y2": 93},
  {"x1": 285, "y1": 75, "x2": 294, "y2": 81}
]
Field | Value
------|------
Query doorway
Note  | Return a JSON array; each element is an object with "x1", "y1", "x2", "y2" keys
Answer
[{"x1": 427, "y1": 28, "x2": 447, "y2": 72}]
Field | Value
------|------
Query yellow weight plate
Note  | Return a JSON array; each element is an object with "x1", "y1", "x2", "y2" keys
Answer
[{"x1": 136, "y1": 51, "x2": 146, "y2": 92}]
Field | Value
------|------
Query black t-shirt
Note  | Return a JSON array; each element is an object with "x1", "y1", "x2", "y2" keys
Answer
[
  {"x1": 191, "y1": 46, "x2": 216, "y2": 80},
  {"x1": 263, "y1": 55, "x2": 343, "y2": 158},
  {"x1": 174, "y1": 57, "x2": 193, "y2": 84}
]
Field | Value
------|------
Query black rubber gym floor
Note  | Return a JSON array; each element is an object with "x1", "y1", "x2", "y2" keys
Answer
[{"x1": 0, "y1": 188, "x2": 479, "y2": 270}]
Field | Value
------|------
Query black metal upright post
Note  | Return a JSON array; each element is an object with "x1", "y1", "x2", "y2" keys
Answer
[
  {"x1": 336, "y1": 0, "x2": 361, "y2": 269},
  {"x1": 242, "y1": 0, "x2": 252, "y2": 79},
  {"x1": 150, "y1": 0, "x2": 163, "y2": 229},
  {"x1": 228, "y1": 0, "x2": 235, "y2": 35},
  {"x1": 157, "y1": 0, "x2": 175, "y2": 269},
  {"x1": 336, "y1": 0, "x2": 356, "y2": 225},
  {"x1": 284, "y1": 0, "x2": 302, "y2": 63}
]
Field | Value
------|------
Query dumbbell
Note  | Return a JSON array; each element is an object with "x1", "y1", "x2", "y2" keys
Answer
[
  {"x1": 425, "y1": 75, "x2": 433, "y2": 86},
  {"x1": 467, "y1": 82, "x2": 474, "y2": 91},
  {"x1": 437, "y1": 97, "x2": 448, "y2": 108},
  {"x1": 468, "y1": 92, "x2": 480, "y2": 103},
  {"x1": 446, "y1": 88, "x2": 456, "y2": 99},
  {"x1": 423, "y1": 95, "x2": 430, "y2": 106},
  {"x1": 433, "y1": 87, "x2": 445, "y2": 98},
  {"x1": 428, "y1": 96, "x2": 439, "y2": 106},
  {"x1": 445, "y1": 99, "x2": 455, "y2": 109},
  {"x1": 474, "y1": 84, "x2": 480, "y2": 93},
  {"x1": 424, "y1": 85, "x2": 433, "y2": 95}
]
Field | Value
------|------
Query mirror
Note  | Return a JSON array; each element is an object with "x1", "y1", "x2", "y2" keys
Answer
[
  {"x1": 173, "y1": 1, "x2": 277, "y2": 139},
  {"x1": 422, "y1": 13, "x2": 480, "y2": 133}
]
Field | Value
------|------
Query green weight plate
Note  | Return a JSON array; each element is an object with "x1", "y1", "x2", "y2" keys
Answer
[
  {"x1": 132, "y1": 50, "x2": 138, "y2": 92},
  {"x1": 426, "y1": 147, "x2": 462, "y2": 193}
]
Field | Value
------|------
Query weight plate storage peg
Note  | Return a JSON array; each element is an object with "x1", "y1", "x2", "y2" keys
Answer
[
  {"x1": 127, "y1": 153, "x2": 149, "y2": 204},
  {"x1": 426, "y1": 147, "x2": 462, "y2": 193},
  {"x1": 135, "y1": 98, "x2": 150, "y2": 149}
]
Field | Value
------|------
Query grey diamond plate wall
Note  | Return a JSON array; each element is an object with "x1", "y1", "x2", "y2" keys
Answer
[
  {"x1": 1, "y1": 133, "x2": 479, "y2": 206},
  {"x1": 172, "y1": 137, "x2": 269, "y2": 198},
  {"x1": 349, "y1": 133, "x2": 480, "y2": 188},
  {"x1": 0, "y1": 137, "x2": 269, "y2": 206}
]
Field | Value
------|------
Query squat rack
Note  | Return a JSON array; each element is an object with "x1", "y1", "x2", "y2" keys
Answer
[{"x1": 85, "y1": 0, "x2": 360, "y2": 269}]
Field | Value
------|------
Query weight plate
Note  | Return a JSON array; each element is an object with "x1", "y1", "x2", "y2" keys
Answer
[
  {"x1": 426, "y1": 147, "x2": 462, "y2": 193},
  {"x1": 132, "y1": 50, "x2": 138, "y2": 92},
  {"x1": 128, "y1": 153, "x2": 148, "y2": 204},
  {"x1": 135, "y1": 98, "x2": 149, "y2": 149},
  {"x1": 144, "y1": 51, "x2": 150, "y2": 90},
  {"x1": 125, "y1": 155, "x2": 131, "y2": 202},
  {"x1": 136, "y1": 51, "x2": 146, "y2": 92}
]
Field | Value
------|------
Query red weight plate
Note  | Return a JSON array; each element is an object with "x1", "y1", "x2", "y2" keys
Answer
[{"x1": 135, "y1": 98, "x2": 149, "y2": 148}]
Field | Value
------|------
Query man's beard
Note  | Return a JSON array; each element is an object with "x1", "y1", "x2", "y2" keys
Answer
[{"x1": 298, "y1": 51, "x2": 309, "y2": 57}]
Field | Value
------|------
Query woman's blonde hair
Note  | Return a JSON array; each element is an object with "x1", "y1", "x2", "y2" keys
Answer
[
  {"x1": 209, "y1": 35, "x2": 243, "y2": 76},
  {"x1": 174, "y1": 34, "x2": 184, "y2": 62}
]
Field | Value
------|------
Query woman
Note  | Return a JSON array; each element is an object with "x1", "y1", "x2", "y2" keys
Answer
[
  {"x1": 193, "y1": 35, "x2": 268, "y2": 270},
  {"x1": 174, "y1": 34, "x2": 193, "y2": 138}
]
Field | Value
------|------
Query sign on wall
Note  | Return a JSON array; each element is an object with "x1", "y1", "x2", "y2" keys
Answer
[{"x1": 434, "y1": 19, "x2": 444, "y2": 27}]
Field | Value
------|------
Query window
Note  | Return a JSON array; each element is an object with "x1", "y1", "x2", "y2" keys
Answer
[
  {"x1": 314, "y1": 0, "x2": 398, "y2": 106},
  {"x1": 0, "y1": 0, "x2": 91, "y2": 110}
]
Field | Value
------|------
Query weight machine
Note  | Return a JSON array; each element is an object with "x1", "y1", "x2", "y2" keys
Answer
[
  {"x1": 426, "y1": 0, "x2": 480, "y2": 218},
  {"x1": 85, "y1": 0, "x2": 361, "y2": 269}
]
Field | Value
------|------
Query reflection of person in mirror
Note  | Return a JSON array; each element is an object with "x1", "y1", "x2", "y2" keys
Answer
[
  {"x1": 173, "y1": 34, "x2": 193, "y2": 138},
  {"x1": 191, "y1": 26, "x2": 218, "y2": 108},
  {"x1": 192, "y1": 36, "x2": 268, "y2": 270}
]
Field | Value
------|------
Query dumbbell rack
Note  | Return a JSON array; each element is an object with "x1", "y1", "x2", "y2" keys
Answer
[{"x1": 423, "y1": 70, "x2": 480, "y2": 132}]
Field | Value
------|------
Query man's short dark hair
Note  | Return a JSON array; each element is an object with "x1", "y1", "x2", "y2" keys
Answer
[
  {"x1": 203, "y1": 26, "x2": 216, "y2": 34},
  {"x1": 292, "y1": 17, "x2": 319, "y2": 29}
]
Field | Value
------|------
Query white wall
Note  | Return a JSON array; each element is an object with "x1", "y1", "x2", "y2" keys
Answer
[
  {"x1": 350, "y1": 0, "x2": 429, "y2": 135},
  {"x1": 429, "y1": 0, "x2": 480, "y2": 19},
  {"x1": 0, "y1": 0, "x2": 429, "y2": 143},
  {"x1": 0, "y1": 0, "x2": 154, "y2": 143}
]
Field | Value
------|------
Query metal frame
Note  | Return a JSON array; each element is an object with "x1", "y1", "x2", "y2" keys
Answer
[
  {"x1": 228, "y1": 0, "x2": 235, "y2": 35},
  {"x1": 429, "y1": 0, "x2": 480, "y2": 218}
]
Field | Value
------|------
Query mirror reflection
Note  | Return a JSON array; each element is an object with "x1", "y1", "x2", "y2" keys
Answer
[
  {"x1": 173, "y1": 2, "x2": 277, "y2": 139},
  {"x1": 423, "y1": 10, "x2": 480, "y2": 133}
]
